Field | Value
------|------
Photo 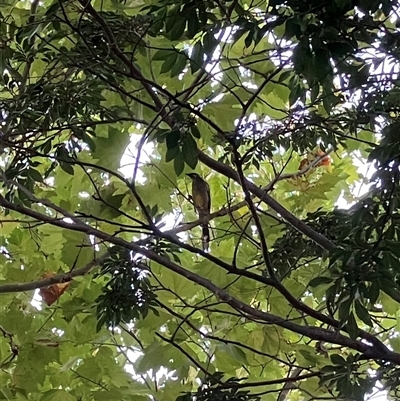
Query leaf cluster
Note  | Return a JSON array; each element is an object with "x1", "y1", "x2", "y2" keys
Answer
[{"x1": 95, "y1": 247, "x2": 158, "y2": 332}]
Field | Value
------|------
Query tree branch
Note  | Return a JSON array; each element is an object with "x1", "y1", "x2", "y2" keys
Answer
[
  {"x1": 198, "y1": 151, "x2": 336, "y2": 251},
  {"x1": 0, "y1": 256, "x2": 103, "y2": 293},
  {"x1": 0, "y1": 194, "x2": 398, "y2": 364}
]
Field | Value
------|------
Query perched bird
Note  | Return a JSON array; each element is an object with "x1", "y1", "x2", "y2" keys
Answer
[{"x1": 187, "y1": 173, "x2": 211, "y2": 251}]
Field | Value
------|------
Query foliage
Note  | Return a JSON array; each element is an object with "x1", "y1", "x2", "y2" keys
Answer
[
  {"x1": 176, "y1": 373, "x2": 261, "y2": 401},
  {"x1": 95, "y1": 247, "x2": 158, "y2": 332},
  {"x1": 0, "y1": 0, "x2": 400, "y2": 400}
]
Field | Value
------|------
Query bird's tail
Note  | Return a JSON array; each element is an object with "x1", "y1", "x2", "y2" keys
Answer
[{"x1": 201, "y1": 224, "x2": 210, "y2": 251}]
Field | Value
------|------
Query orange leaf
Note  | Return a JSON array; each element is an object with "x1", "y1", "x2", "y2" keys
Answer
[
  {"x1": 315, "y1": 149, "x2": 331, "y2": 167},
  {"x1": 39, "y1": 272, "x2": 70, "y2": 306},
  {"x1": 298, "y1": 158, "x2": 309, "y2": 170}
]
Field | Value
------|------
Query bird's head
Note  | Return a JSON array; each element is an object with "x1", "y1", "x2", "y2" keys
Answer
[{"x1": 186, "y1": 173, "x2": 200, "y2": 180}]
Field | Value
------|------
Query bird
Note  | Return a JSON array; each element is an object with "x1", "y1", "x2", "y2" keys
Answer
[{"x1": 186, "y1": 173, "x2": 211, "y2": 251}]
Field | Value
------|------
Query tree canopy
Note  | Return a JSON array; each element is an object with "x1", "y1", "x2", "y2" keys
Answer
[{"x1": 1, "y1": 0, "x2": 400, "y2": 400}]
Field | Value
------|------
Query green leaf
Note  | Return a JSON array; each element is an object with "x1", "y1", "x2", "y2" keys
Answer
[
  {"x1": 289, "y1": 83, "x2": 303, "y2": 106},
  {"x1": 29, "y1": 168, "x2": 43, "y2": 182},
  {"x1": 170, "y1": 52, "x2": 187, "y2": 77},
  {"x1": 330, "y1": 354, "x2": 347, "y2": 366},
  {"x1": 309, "y1": 276, "x2": 333, "y2": 287},
  {"x1": 187, "y1": 11, "x2": 200, "y2": 38},
  {"x1": 92, "y1": 126, "x2": 130, "y2": 170},
  {"x1": 160, "y1": 53, "x2": 178, "y2": 74},
  {"x1": 59, "y1": 162, "x2": 74, "y2": 175},
  {"x1": 166, "y1": 145, "x2": 180, "y2": 162},
  {"x1": 367, "y1": 280, "x2": 380, "y2": 304},
  {"x1": 346, "y1": 311, "x2": 359, "y2": 340},
  {"x1": 174, "y1": 152, "x2": 185, "y2": 176},
  {"x1": 153, "y1": 49, "x2": 177, "y2": 61},
  {"x1": 338, "y1": 297, "x2": 352, "y2": 323},
  {"x1": 190, "y1": 125, "x2": 201, "y2": 139},
  {"x1": 168, "y1": 16, "x2": 186, "y2": 41},
  {"x1": 203, "y1": 31, "x2": 218, "y2": 54},
  {"x1": 182, "y1": 134, "x2": 198, "y2": 169},
  {"x1": 166, "y1": 130, "x2": 181, "y2": 149},
  {"x1": 190, "y1": 42, "x2": 204, "y2": 73},
  {"x1": 354, "y1": 300, "x2": 372, "y2": 327}
]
